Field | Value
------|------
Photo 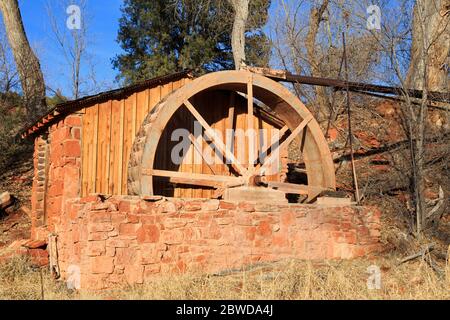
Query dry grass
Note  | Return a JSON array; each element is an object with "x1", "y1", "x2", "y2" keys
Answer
[
  {"x1": 0, "y1": 256, "x2": 75, "y2": 300},
  {"x1": 0, "y1": 253, "x2": 449, "y2": 300}
]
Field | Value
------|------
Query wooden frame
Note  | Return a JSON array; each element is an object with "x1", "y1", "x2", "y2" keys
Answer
[{"x1": 128, "y1": 70, "x2": 336, "y2": 201}]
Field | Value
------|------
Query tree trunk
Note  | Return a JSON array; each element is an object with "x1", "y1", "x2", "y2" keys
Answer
[
  {"x1": 405, "y1": 0, "x2": 449, "y2": 233},
  {"x1": 305, "y1": 0, "x2": 330, "y2": 121},
  {"x1": 0, "y1": 0, "x2": 46, "y2": 120},
  {"x1": 406, "y1": 0, "x2": 450, "y2": 92},
  {"x1": 229, "y1": 0, "x2": 249, "y2": 69}
]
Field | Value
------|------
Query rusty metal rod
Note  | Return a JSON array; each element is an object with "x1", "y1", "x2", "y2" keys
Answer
[
  {"x1": 349, "y1": 89, "x2": 449, "y2": 112},
  {"x1": 268, "y1": 73, "x2": 449, "y2": 104}
]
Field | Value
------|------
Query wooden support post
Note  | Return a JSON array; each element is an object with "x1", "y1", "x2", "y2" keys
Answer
[{"x1": 247, "y1": 73, "x2": 255, "y2": 174}]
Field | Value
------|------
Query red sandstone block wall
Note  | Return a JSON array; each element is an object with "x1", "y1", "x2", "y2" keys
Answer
[
  {"x1": 55, "y1": 196, "x2": 381, "y2": 290},
  {"x1": 29, "y1": 110, "x2": 382, "y2": 292},
  {"x1": 31, "y1": 114, "x2": 82, "y2": 240}
]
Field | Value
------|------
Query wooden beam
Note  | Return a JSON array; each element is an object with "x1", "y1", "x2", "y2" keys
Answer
[
  {"x1": 184, "y1": 99, "x2": 249, "y2": 178},
  {"x1": 247, "y1": 74, "x2": 255, "y2": 174},
  {"x1": 228, "y1": 92, "x2": 236, "y2": 132},
  {"x1": 267, "y1": 181, "x2": 328, "y2": 195},
  {"x1": 226, "y1": 92, "x2": 236, "y2": 176},
  {"x1": 241, "y1": 65, "x2": 287, "y2": 80},
  {"x1": 142, "y1": 169, "x2": 245, "y2": 188}
]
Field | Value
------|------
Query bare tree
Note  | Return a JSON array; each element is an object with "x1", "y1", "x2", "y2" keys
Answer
[
  {"x1": 272, "y1": 0, "x2": 380, "y2": 121},
  {"x1": 46, "y1": 0, "x2": 92, "y2": 99},
  {"x1": 0, "y1": 0, "x2": 46, "y2": 119},
  {"x1": 271, "y1": 0, "x2": 448, "y2": 234},
  {"x1": 305, "y1": 0, "x2": 330, "y2": 121},
  {"x1": 229, "y1": 0, "x2": 249, "y2": 68},
  {"x1": 406, "y1": 0, "x2": 450, "y2": 92},
  {"x1": 404, "y1": 0, "x2": 449, "y2": 233},
  {"x1": 350, "y1": 0, "x2": 449, "y2": 233},
  {"x1": 0, "y1": 26, "x2": 19, "y2": 93}
]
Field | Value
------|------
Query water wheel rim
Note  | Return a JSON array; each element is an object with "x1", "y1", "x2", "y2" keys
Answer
[{"x1": 128, "y1": 70, "x2": 335, "y2": 198}]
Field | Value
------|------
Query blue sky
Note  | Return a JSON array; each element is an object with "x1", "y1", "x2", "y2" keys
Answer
[
  {"x1": 16, "y1": 0, "x2": 281, "y2": 98},
  {"x1": 18, "y1": 0, "x2": 123, "y2": 97},
  {"x1": 14, "y1": 1, "x2": 407, "y2": 98},
  {"x1": 19, "y1": 0, "x2": 282, "y2": 97}
]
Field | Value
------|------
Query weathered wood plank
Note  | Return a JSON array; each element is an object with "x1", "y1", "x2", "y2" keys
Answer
[
  {"x1": 81, "y1": 107, "x2": 90, "y2": 196},
  {"x1": 117, "y1": 99, "x2": 125, "y2": 195},
  {"x1": 184, "y1": 99, "x2": 248, "y2": 178},
  {"x1": 109, "y1": 99, "x2": 121, "y2": 194},
  {"x1": 122, "y1": 94, "x2": 134, "y2": 193},
  {"x1": 247, "y1": 74, "x2": 255, "y2": 174},
  {"x1": 96, "y1": 102, "x2": 111, "y2": 194},
  {"x1": 91, "y1": 104, "x2": 99, "y2": 194},
  {"x1": 142, "y1": 169, "x2": 244, "y2": 187},
  {"x1": 267, "y1": 181, "x2": 328, "y2": 195}
]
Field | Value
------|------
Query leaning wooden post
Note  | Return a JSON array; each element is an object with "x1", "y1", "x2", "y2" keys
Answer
[{"x1": 343, "y1": 32, "x2": 360, "y2": 203}]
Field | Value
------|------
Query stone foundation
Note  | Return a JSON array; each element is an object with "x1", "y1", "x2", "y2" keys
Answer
[{"x1": 55, "y1": 195, "x2": 381, "y2": 290}]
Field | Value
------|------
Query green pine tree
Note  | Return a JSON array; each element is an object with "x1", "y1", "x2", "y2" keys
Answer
[{"x1": 113, "y1": 0, "x2": 271, "y2": 84}]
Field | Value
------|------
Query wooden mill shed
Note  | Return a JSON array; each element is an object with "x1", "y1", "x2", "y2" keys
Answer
[{"x1": 23, "y1": 69, "x2": 335, "y2": 238}]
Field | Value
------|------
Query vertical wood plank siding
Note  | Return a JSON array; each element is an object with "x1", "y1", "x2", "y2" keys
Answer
[{"x1": 81, "y1": 76, "x2": 282, "y2": 197}]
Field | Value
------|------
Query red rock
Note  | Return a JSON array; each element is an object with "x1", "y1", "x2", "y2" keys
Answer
[
  {"x1": 87, "y1": 241, "x2": 106, "y2": 256},
  {"x1": 29, "y1": 248, "x2": 49, "y2": 267},
  {"x1": 219, "y1": 201, "x2": 236, "y2": 210},
  {"x1": 326, "y1": 127, "x2": 339, "y2": 142},
  {"x1": 63, "y1": 140, "x2": 81, "y2": 158},
  {"x1": 256, "y1": 221, "x2": 272, "y2": 237},
  {"x1": 160, "y1": 229, "x2": 183, "y2": 244},
  {"x1": 238, "y1": 202, "x2": 255, "y2": 212},
  {"x1": 136, "y1": 225, "x2": 160, "y2": 243},
  {"x1": 90, "y1": 256, "x2": 114, "y2": 274},
  {"x1": 115, "y1": 247, "x2": 140, "y2": 265},
  {"x1": 245, "y1": 226, "x2": 256, "y2": 241},
  {"x1": 124, "y1": 265, "x2": 144, "y2": 284},
  {"x1": 23, "y1": 239, "x2": 47, "y2": 249},
  {"x1": 64, "y1": 115, "x2": 82, "y2": 127},
  {"x1": 184, "y1": 201, "x2": 202, "y2": 211},
  {"x1": 72, "y1": 127, "x2": 81, "y2": 140}
]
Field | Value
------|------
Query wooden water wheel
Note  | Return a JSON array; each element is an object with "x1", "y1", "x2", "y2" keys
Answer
[{"x1": 128, "y1": 70, "x2": 335, "y2": 203}]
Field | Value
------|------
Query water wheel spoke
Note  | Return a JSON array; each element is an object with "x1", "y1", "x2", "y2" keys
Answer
[
  {"x1": 256, "y1": 115, "x2": 313, "y2": 175},
  {"x1": 247, "y1": 74, "x2": 256, "y2": 174},
  {"x1": 142, "y1": 169, "x2": 245, "y2": 188},
  {"x1": 257, "y1": 125, "x2": 289, "y2": 166},
  {"x1": 184, "y1": 99, "x2": 249, "y2": 178},
  {"x1": 188, "y1": 133, "x2": 217, "y2": 175},
  {"x1": 225, "y1": 92, "x2": 236, "y2": 175}
]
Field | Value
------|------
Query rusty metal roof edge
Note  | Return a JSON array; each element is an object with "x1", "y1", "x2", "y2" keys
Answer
[{"x1": 21, "y1": 69, "x2": 193, "y2": 139}]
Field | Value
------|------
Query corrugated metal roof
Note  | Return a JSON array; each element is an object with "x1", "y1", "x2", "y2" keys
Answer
[{"x1": 21, "y1": 70, "x2": 193, "y2": 139}]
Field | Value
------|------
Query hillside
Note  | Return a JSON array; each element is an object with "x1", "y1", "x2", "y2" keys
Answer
[{"x1": 0, "y1": 95, "x2": 448, "y2": 299}]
